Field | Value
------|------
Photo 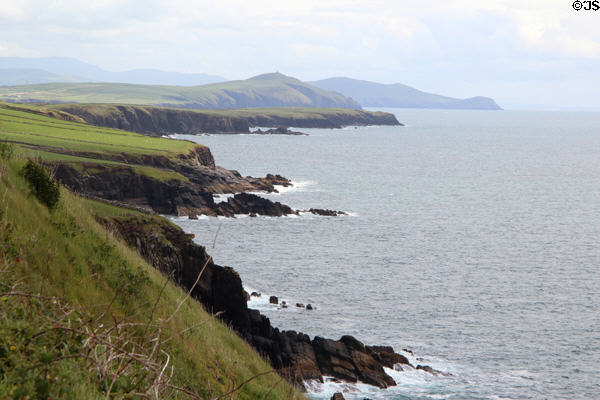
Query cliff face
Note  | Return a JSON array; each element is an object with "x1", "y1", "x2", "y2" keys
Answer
[
  {"x1": 49, "y1": 104, "x2": 401, "y2": 135},
  {"x1": 244, "y1": 110, "x2": 400, "y2": 129},
  {"x1": 101, "y1": 214, "x2": 412, "y2": 389},
  {"x1": 53, "y1": 104, "x2": 251, "y2": 135},
  {"x1": 54, "y1": 163, "x2": 295, "y2": 216}
]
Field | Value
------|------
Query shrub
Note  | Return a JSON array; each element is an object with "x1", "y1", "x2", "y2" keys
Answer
[
  {"x1": 21, "y1": 160, "x2": 60, "y2": 210},
  {"x1": 0, "y1": 140, "x2": 14, "y2": 161}
]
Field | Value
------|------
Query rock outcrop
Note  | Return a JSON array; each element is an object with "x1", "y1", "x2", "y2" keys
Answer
[
  {"x1": 53, "y1": 163, "x2": 294, "y2": 217},
  {"x1": 102, "y1": 214, "x2": 415, "y2": 389}
]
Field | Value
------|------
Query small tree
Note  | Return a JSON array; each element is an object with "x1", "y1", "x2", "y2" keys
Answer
[{"x1": 21, "y1": 160, "x2": 60, "y2": 210}]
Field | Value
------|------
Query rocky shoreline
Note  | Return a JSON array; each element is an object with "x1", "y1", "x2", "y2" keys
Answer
[{"x1": 100, "y1": 213, "x2": 445, "y2": 391}]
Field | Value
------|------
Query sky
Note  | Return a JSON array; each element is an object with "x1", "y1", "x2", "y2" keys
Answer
[{"x1": 1, "y1": 0, "x2": 599, "y2": 109}]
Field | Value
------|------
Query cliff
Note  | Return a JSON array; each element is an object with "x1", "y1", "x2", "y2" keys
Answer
[
  {"x1": 46, "y1": 104, "x2": 402, "y2": 135},
  {"x1": 101, "y1": 213, "x2": 416, "y2": 389},
  {"x1": 53, "y1": 162, "x2": 295, "y2": 216}
]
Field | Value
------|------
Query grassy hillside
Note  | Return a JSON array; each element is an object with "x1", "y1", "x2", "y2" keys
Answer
[
  {"x1": 0, "y1": 154, "x2": 303, "y2": 399},
  {"x1": 0, "y1": 73, "x2": 361, "y2": 109},
  {"x1": 0, "y1": 102, "x2": 200, "y2": 182}
]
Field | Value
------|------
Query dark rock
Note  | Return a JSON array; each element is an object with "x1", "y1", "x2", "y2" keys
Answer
[
  {"x1": 281, "y1": 301, "x2": 288, "y2": 309},
  {"x1": 269, "y1": 296, "x2": 278, "y2": 304},
  {"x1": 416, "y1": 365, "x2": 453, "y2": 376},
  {"x1": 218, "y1": 193, "x2": 297, "y2": 217},
  {"x1": 249, "y1": 213, "x2": 257, "y2": 218},
  {"x1": 188, "y1": 213, "x2": 198, "y2": 220},
  {"x1": 243, "y1": 290, "x2": 251, "y2": 301},
  {"x1": 250, "y1": 292, "x2": 261, "y2": 297},
  {"x1": 341, "y1": 335, "x2": 366, "y2": 352},
  {"x1": 402, "y1": 348, "x2": 413, "y2": 355},
  {"x1": 366, "y1": 345, "x2": 410, "y2": 368},
  {"x1": 296, "y1": 303, "x2": 304, "y2": 308},
  {"x1": 306, "y1": 304, "x2": 313, "y2": 310},
  {"x1": 254, "y1": 127, "x2": 308, "y2": 136},
  {"x1": 331, "y1": 393, "x2": 345, "y2": 400},
  {"x1": 304, "y1": 208, "x2": 347, "y2": 216}
]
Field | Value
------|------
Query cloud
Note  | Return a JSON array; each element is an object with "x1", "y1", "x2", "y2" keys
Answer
[{"x1": 0, "y1": 0, "x2": 598, "y2": 107}]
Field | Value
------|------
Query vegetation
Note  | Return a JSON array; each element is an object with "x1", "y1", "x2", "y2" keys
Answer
[
  {"x1": 0, "y1": 102, "x2": 197, "y2": 183},
  {"x1": 21, "y1": 159, "x2": 61, "y2": 209},
  {"x1": 0, "y1": 73, "x2": 360, "y2": 109},
  {"x1": 0, "y1": 155, "x2": 303, "y2": 399}
]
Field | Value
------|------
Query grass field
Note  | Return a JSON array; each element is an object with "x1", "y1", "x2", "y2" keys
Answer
[
  {"x1": 0, "y1": 157, "x2": 302, "y2": 399},
  {"x1": 0, "y1": 102, "x2": 200, "y2": 182},
  {"x1": 0, "y1": 103, "x2": 196, "y2": 156}
]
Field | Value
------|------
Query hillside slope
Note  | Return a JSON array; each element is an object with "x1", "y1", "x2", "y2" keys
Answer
[
  {"x1": 0, "y1": 157, "x2": 303, "y2": 399},
  {"x1": 311, "y1": 77, "x2": 501, "y2": 110},
  {"x1": 0, "y1": 73, "x2": 361, "y2": 110}
]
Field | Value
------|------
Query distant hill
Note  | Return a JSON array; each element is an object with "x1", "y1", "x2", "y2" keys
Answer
[
  {"x1": 0, "y1": 72, "x2": 362, "y2": 109},
  {"x1": 310, "y1": 77, "x2": 501, "y2": 110},
  {"x1": 0, "y1": 56, "x2": 226, "y2": 86},
  {"x1": 0, "y1": 68, "x2": 90, "y2": 85}
]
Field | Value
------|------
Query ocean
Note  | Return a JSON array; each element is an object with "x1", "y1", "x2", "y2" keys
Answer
[{"x1": 171, "y1": 109, "x2": 600, "y2": 399}]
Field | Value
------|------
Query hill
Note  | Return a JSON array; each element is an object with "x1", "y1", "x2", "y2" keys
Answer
[
  {"x1": 310, "y1": 77, "x2": 501, "y2": 110},
  {"x1": 0, "y1": 73, "x2": 362, "y2": 109},
  {"x1": 0, "y1": 56, "x2": 225, "y2": 85},
  {"x1": 0, "y1": 154, "x2": 303, "y2": 398}
]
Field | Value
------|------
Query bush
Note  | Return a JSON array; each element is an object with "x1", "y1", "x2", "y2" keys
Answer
[
  {"x1": 0, "y1": 140, "x2": 14, "y2": 161},
  {"x1": 21, "y1": 160, "x2": 60, "y2": 210}
]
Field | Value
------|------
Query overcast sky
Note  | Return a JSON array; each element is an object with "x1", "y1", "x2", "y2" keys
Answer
[{"x1": 1, "y1": 0, "x2": 599, "y2": 109}]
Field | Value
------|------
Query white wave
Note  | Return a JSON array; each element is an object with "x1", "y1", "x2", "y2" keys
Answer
[
  {"x1": 258, "y1": 180, "x2": 318, "y2": 196},
  {"x1": 244, "y1": 285, "x2": 317, "y2": 312},
  {"x1": 168, "y1": 215, "x2": 210, "y2": 221},
  {"x1": 213, "y1": 193, "x2": 235, "y2": 202}
]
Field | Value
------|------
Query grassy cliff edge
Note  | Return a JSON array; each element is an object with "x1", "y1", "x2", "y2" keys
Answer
[{"x1": 0, "y1": 156, "x2": 303, "y2": 399}]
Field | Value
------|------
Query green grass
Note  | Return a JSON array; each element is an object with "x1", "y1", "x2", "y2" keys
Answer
[
  {"x1": 0, "y1": 102, "x2": 200, "y2": 183},
  {"x1": 0, "y1": 104, "x2": 196, "y2": 157},
  {"x1": 0, "y1": 157, "x2": 303, "y2": 399}
]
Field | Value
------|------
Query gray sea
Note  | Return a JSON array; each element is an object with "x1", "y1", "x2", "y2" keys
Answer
[{"x1": 171, "y1": 109, "x2": 600, "y2": 400}]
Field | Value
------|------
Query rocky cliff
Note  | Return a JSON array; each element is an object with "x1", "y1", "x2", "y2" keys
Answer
[
  {"x1": 48, "y1": 104, "x2": 402, "y2": 135},
  {"x1": 54, "y1": 163, "x2": 295, "y2": 216},
  {"x1": 53, "y1": 104, "x2": 250, "y2": 135},
  {"x1": 100, "y1": 214, "x2": 417, "y2": 389}
]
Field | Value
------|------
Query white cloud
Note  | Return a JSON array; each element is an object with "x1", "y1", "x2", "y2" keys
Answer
[{"x1": 0, "y1": 0, "x2": 598, "y2": 107}]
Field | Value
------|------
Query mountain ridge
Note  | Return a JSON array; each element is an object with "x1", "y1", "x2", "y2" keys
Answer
[
  {"x1": 0, "y1": 73, "x2": 362, "y2": 110},
  {"x1": 310, "y1": 77, "x2": 501, "y2": 110},
  {"x1": 0, "y1": 56, "x2": 226, "y2": 86}
]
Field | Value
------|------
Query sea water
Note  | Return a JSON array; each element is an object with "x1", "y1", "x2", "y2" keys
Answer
[{"x1": 171, "y1": 109, "x2": 600, "y2": 399}]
